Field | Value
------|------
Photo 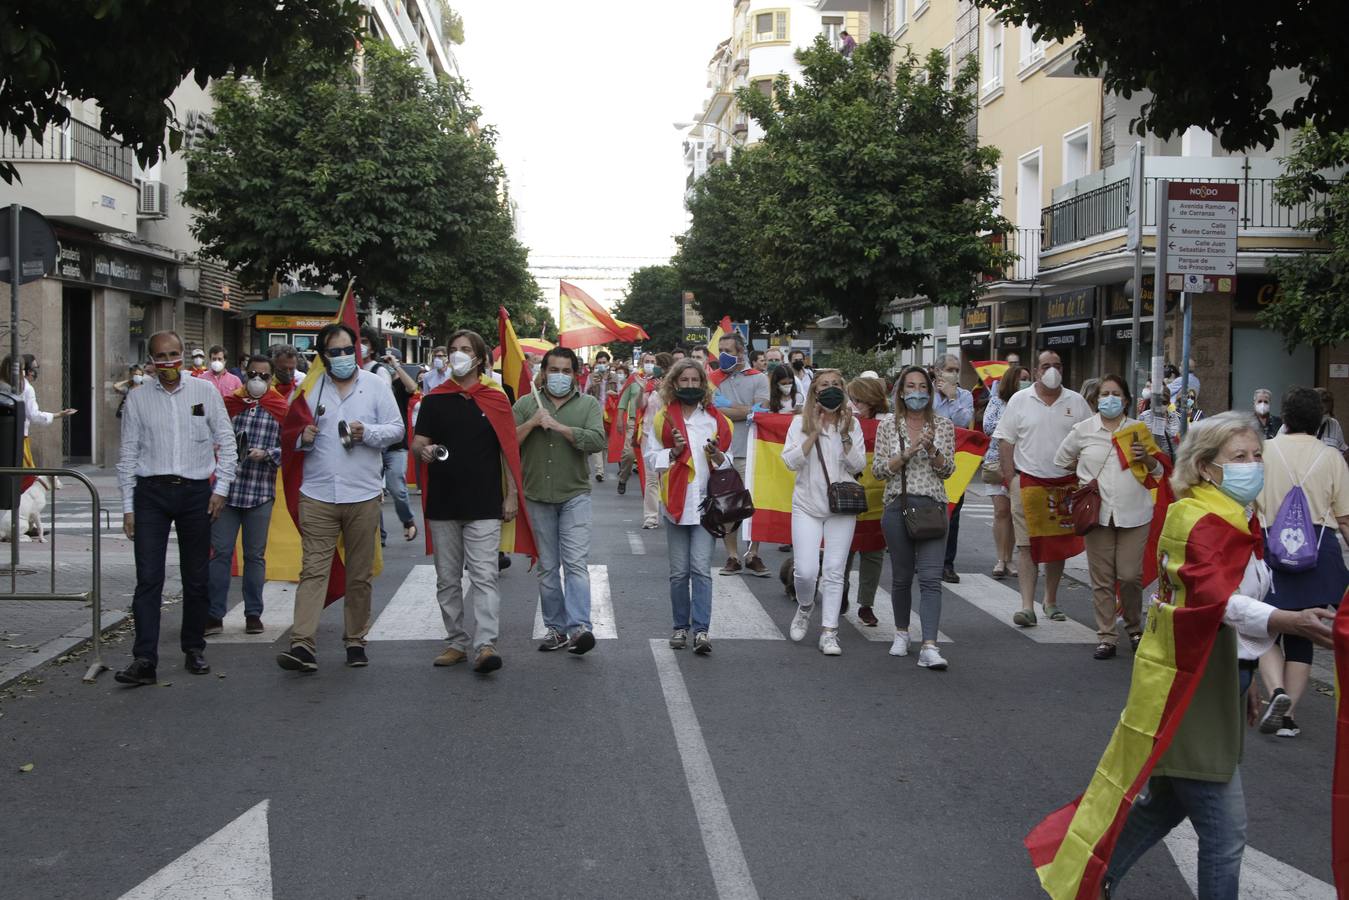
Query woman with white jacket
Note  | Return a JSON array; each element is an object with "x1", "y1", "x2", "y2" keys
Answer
[{"x1": 782, "y1": 369, "x2": 866, "y2": 656}]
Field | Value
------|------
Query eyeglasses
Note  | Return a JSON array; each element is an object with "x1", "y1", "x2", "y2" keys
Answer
[
  {"x1": 324, "y1": 346, "x2": 356, "y2": 358},
  {"x1": 245, "y1": 371, "x2": 268, "y2": 380}
]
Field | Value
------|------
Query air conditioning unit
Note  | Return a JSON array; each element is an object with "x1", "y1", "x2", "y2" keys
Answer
[{"x1": 137, "y1": 180, "x2": 167, "y2": 218}]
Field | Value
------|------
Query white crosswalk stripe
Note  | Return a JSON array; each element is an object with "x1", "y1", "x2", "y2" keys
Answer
[
  {"x1": 627, "y1": 531, "x2": 646, "y2": 555},
  {"x1": 367, "y1": 565, "x2": 450, "y2": 641},
  {"x1": 531, "y1": 564, "x2": 618, "y2": 639},
  {"x1": 944, "y1": 573, "x2": 1098, "y2": 643},
  {"x1": 213, "y1": 582, "x2": 297, "y2": 644},
  {"x1": 1164, "y1": 819, "x2": 1334, "y2": 898},
  {"x1": 710, "y1": 574, "x2": 786, "y2": 640},
  {"x1": 841, "y1": 571, "x2": 952, "y2": 643}
]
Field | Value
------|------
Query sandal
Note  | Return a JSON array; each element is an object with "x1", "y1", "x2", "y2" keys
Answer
[
  {"x1": 404, "y1": 522, "x2": 418, "y2": 542},
  {"x1": 1044, "y1": 604, "x2": 1067, "y2": 622},
  {"x1": 992, "y1": 561, "x2": 1007, "y2": 578},
  {"x1": 1012, "y1": 608, "x2": 1037, "y2": 628}
]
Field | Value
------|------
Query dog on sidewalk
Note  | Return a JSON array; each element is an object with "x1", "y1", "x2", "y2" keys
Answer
[{"x1": 0, "y1": 475, "x2": 61, "y2": 543}]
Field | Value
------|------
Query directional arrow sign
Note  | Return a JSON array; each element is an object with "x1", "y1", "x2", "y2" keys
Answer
[
  {"x1": 1166, "y1": 183, "x2": 1238, "y2": 281},
  {"x1": 1168, "y1": 219, "x2": 1236, "y2": 239}
]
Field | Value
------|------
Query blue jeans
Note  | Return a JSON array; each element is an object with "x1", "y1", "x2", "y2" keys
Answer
[
  {"x1": 527, "y1": 494, "x2": 592, "y2": 633},
  {"x1": 1104, "y1": 770, "x2": 1246, "y2": 899},
  {"x1": 666, "y1": 520, "x2": 714, "y2": 634},
  {"x1": 131, "y1": 479, "x2": 212, "y2": 666},
  {"x1": 207, "y1": 500, "x2": 273, "y2": 620},
  {"x1": 379, "y1": 448, "x2": 416, "y2": 540}
]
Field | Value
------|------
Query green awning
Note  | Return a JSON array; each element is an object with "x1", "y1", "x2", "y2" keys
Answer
[{"x1": 245, "y1": 291, "x2": 341, "y2": 314}]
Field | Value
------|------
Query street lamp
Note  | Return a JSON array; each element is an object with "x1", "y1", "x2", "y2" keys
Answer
[{"x1": 672, "y1": 121, "x2": 746, "y2": 145}]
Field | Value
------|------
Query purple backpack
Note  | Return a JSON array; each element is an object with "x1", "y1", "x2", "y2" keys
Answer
[{"x1": 1264, "y1": 443, "x2": 1327, "y2": 573}]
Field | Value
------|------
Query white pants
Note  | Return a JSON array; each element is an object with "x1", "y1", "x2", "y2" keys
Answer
[{"x1": 791, "y1": 511, "x2": 857, "y2": 629}]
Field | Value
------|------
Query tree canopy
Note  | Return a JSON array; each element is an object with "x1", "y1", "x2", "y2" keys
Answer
[
  {"x1": 606, "y1": 265, "x2": 684, "y2": 359},
  {"x1": 0, "y1": 0, "x2": 362, "y2": 182},
  {"x1": 183, "y1": 40, "x2": 537, "y2": 344},
  {"x1": 977, "y1": 0, "x2": 1344, "y2": 152},
  {"x1": 676, "y1": 36, "x2": 1010, "y2": 349}
]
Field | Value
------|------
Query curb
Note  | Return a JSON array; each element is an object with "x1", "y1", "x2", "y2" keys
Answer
[{"x1": 0, "y1": 608, "x2": 129, "y2": 690}]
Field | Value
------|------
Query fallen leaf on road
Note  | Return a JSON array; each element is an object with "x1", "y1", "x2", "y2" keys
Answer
[{"x1": 18, "y1": 763, "x2": 33, "y2": 773}]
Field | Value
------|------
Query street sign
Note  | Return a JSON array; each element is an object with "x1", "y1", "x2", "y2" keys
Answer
[
  {"x1": 0, "y1": 206, "x2": 57, "y2": 285},
  {"x1": 1165, "y1": 183, "x2": 1237, "y2": 285},
  {"x1": 1126, "y1": 143, "x2": 1143, "y2": 251}
]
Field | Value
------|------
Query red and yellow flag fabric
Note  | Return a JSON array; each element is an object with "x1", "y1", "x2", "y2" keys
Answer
[
  {"x1": 1025, "y1": 484, "x2": 1259, "y2": 899},
  {"x1": 1019, "y1": 473, "x2": 1083, "y2": 564},
  {"x1": 497, "y1": 306, "x2": 534, "y2": 403},
  {"x1": 404, "y1": 391, "x2": 421, "y2": 488},
  {"x1": 19, "y1": 437, "x2": 35, "y2": 494},
  {"x1": 557, "y1": 280, "x2": 648, "y2": 348},
  {"x1": 1334, "y1": 587, "x2": 1349, "y2": 894},
  {"x1": 607, "y1": 374, "x2": 639, "y2": 463},
  {"x1": 707, "y1": 316, "x2": 735, "y2": 386},
  {"x1": 653, "y1": 402, "x2": 732, "y2": 522},
  {"x1": 742, "y1": 414, "x2": 988, "y2": 549},
  {"x1": 1111, "y1": 424, "x2": 1174, "y2": 587},
  {"x1": 971, "y1": 360, "x2": 1011, "y2": 389},
  {"x1": 221, "y1": 386, "x2": 289, "y2": 577}
]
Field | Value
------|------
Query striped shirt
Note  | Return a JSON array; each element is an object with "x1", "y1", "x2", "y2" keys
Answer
[
  {"x1": 117, "y1": 374, "x2": 238, "y2": 514},
  {"x1": 228, "y1": 404, "x2": 282, "y2": 509}
]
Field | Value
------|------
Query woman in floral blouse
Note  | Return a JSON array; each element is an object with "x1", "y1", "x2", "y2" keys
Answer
[{"x1": 873, "y1": 365, "x2": 956, "y2": 670}]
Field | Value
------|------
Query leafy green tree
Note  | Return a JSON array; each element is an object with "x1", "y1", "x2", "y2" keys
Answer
[
  {"x1": 977, "y1": 0, "x2": 1344, "y2": 151},
  {"x1": 606, "y1": 265, "x2": 685, "y2": 359},
  {"x1": 679, "y1": 36, "x2": 1011, "y2": 349},
  {"x1": 0, "y1": 0, "x2": 362, "y2": 182},
  {"x1": 184, "y1": 40, "x2": 533, "y2": 344},
  {"x1": 1261, "y1": 129, "x2": 1349, "y2": 348},
  {"x1": 813, "y1": 345, "x2": 900, "y2": 381}
]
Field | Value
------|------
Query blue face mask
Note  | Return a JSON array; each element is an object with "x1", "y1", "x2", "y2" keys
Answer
[
  {"x1": 1216, "y1": 462, "x2": 1263, "y2": 505},
  {"x1": 546, "y1": 373, "x2": 573, "y2": 397},
  {"x1": 718, "y1": 352, "x2": 739, "y2": 371},
  {"x1": 903, "y1": 392, "x2": 929, "y2": 411},
  {"x1": 328, "y1": 354, "x2": 357, "y2": 380},
  {"x1": 1097, "y1": 395, "x2": 1124, "y2": 418}
]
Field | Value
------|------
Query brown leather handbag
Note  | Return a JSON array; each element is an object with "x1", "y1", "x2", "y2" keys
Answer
[
  {"x1": 1066, "y1": 456, "x2": 1110, "y2": 536},
  {"x1": 699, "y1": 466, "x2": 755, "y2": 538}
]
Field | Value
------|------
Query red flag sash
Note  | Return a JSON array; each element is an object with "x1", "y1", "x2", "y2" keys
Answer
[
  {"x1": 658, "y1": 402, "x2": 731, "y2": 522},
  {"x1": 224, "y1": 386, "x2": 289, "y2": 423}
]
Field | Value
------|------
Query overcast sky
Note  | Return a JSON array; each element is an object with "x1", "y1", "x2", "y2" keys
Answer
[{"x1": 450, "y1": 0, "x2": 728, "y2": 263}]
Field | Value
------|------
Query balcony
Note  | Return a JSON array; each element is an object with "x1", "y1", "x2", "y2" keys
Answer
[
  {"x1": 983, "y1": 227, "x2": 1042, "y2": 282},
  {"x1": 0, "y1": 119, "x2": 138, "y2": 232}
]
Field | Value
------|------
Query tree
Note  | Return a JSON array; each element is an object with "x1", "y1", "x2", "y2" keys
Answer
[
  {"x1": 707, "y1": 36, "x2": 1010, "y2": 349},
  {"x1": 977, "y1": 0, "x2": 1344, "y2": 152},
  {"x1": 0, "y1": 0, "x2": 362, "y2": 182},
  {"x1": 606, "y1": 265, "x2": 685, "y2": 359},
  {"x1": 1261, "y1": 129, "x2": 1349, "y2": 349},
  {"x1": 184, "y1": 40, "x2": 534, "y2": 344}
]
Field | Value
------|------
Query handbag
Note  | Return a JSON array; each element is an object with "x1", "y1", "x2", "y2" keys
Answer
[
  {"x1": 815, "y1": 433, "x2": 867, "y2": 515},
  {"x1": 1066, "y1": 454, "x2": 1111, "y2": 536},
  {"x1": 980, "y1": 456, "x2": 1003, "y2": 486},
  {"x1": 897, "y1": 427, "x2": 947, "y2": 540},
  {"x1": 699, "y1": 465, "x2": 755, "y2": 538}
]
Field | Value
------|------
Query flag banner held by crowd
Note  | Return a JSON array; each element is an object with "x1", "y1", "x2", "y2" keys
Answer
[
  {"x1": 496, "y1": 306, "x2": 534, "y2": 403},
  {"x1": 1019, "y1": 474, "x2": 1083, "y2": 564},
  {"x1": 1111, "y1": 422, "x2": 1161, "y2": 486},
  {"x1": 1111, "y1": 423, "x2": 1174, "y2": 586},
  {"x1": 557, "y1": 280, "x2": 648, "y2": 348},
  {"x1": 971, "y1": 360, "x2": 1011, "y2": 389},
  {"x1": 1025, "y1": 492, "x2": 1260, "y2": 899},
  {"x1": 742, "y1": 415, "x2": 986, "y2": 550},
  {"x1": 1334, "y1": 587, "x2": 1349, "y2": 894}
]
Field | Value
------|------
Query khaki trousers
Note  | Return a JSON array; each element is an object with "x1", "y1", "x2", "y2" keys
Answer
[
  {"x1": 642, "y1": 463, "x2": 661, "y2": 526},
  {"x1": 1083, "y1": 523, "x2": 1148, "y2": 644},
  {"x1": 291, "y1": 494, "x2": 382, "y2": 654}
]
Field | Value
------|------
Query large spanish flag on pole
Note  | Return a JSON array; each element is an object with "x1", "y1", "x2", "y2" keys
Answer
[
  {"x1": 1019, "y1": 473, "x2": 1083, "y2": 564},
  {"x1": 557, "y1": 280, "x2": 649, "y2": 348},
  {"x1": 497, "y1": 306, "x2": 534, "y2": 403},
  {"x1": 1025, "y1": 485, "x2": 1260, "y2": 899},
  {"x1": 971, "y1": 360, "x2": 1011, "y2": 389}
]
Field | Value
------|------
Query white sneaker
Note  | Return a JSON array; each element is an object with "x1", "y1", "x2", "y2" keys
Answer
[
  {"x1": 789, "y1": 606, "x2": 812, "y2": 642},
  {"x1": 917, "y1": 645, "x2": 948, "y2": 670},
  {"x1": 818, "y1": 629, "x2": 842, "y2": 656},
  {"x1": 888, "y1": 632, "x2": 910, "y2": 657}
]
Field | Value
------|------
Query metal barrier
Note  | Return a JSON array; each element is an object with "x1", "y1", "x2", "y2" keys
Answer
[{"x1": 0, "y1": 467, "x2": 105, "y2": 682}]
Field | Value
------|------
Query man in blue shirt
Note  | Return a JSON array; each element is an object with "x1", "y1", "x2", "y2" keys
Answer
[{"x1": 933, "y1": 354, "x2": 973, "y2": 584}]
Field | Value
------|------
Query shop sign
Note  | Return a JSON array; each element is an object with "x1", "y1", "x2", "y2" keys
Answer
[
  {"x1": 1000, "y1": 298, "x2": 1031, "y2": 327},
  {"x1": 995, "y1": 331, "x2": 1027, "y2": 350},
  {"x1": 1103, "y1": 322, "x2": 1154, "y2": 345},
  {"x1": 255, "y1": 314, "x2": 331, "y2": 330},
  {"x1": 1105, "y1": 276, "x2": 1162, "y2": 318},
  {"x1": 1040, "y1": 288, "x2": 1094, "y2": 325},
  {"x1": 54, "y1": 239, "x2": 178, "y2": 297},
  {"x1": 960, "y1": 304, "x2": 991, "y2": 332},
  {"x1": 1232, "y1": 277, "x2": 1280, "y2": 313},
  {"x1": 959, "y1": 334, "x2": 990, "y2": 353},
  {"x1": 1042, "y1": 328, "x2": 1089, "y2": 349}
]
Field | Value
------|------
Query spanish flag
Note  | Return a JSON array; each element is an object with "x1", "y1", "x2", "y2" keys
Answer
[
  {"x1": 557, "y1": 280, "x2": 648, "y2": 348},
  {"x1": 1025, "y1": 485, "x2": 1259, "y2": 899},
  {"x1": 1019, "y1": 473, "x2": 1083, "y2": 564},
  {"x1": 607, "y1": 374, "x2": 641, "y2": 463},
  {"x1": 1335, "y1": 588, "x2": 1349, "y2": 893},
  {"x1": 221, "y1": 386, "x2": 289, "y2": 577},
  {"x1": 971, "y1": 360, "x2": 1011, "y2": 389},
  {"x1": 1111, "y1": 422, "x2": 1174, "y2": 587},
  {"x1": 707, "y1": 316, "x2": 733, "y2": 385},
  {"x1": 654, "y1": 402, "x2": 732, "y2": 521},
  {"x1": 497, "y1": 306, "x2": 534, "y2": 403}
]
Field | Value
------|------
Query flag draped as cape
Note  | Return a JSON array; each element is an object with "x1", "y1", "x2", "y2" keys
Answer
[{"x1": 653, "y1": 401, "x2": 732, "y2": 522}]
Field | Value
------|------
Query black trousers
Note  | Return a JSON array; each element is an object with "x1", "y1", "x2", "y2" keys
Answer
[
  {"x1": 944, "y1": 494, "x2": 963, "y2": 567},
  {"x1": 132, "y1": 479, "x2": 212, "y2": 665}
]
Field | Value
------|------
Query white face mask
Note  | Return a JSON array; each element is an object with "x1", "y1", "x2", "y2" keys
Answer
[
  {"x1": 431, "y1": 356, "x2": 446, "y2": 371},
  {"x1": 643, "y1": 363, "x2": 655, "y2": 376},
  {"x1": 449, "y1": 350, "x2": 475, "y2": 378},
  {"x1": 246, "y1": 376, "x2": 268, "y2": 399},
  {"x1": 1040, "y1": 367, "x2": 1062, "y2": 390},
  {"x1": 1255, "y1": 401, "x2": 1270, "y2": 416},
  {"x1": 778, "y1": 382, "x2": 793, "y2": 395},
  {"x1": 1141, "y1": 387, "x2": 1152, "y2": 401},
  {"x1": 209, "y1": 359, "x2": 225, "y2": 373},
  {"x1": 132, "y1": 373, "x2": 145, "y2": 385}
]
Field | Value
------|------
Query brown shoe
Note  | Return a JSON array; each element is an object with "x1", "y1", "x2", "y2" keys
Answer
[
  {"x1": 473, "y1": 644, "x2": 503, "y2": 674},
  {"x1": 743, "y1": 556, "x2": 770, "y2": 577},
  {"x1": 203, "y1": 617, "x2": 224, "y2": 636},
  {"x1": 433, "y1": 646, "x2": 468, "y2": 667},
  {"x1": 719, "y1": 557, "x2": 743, "y2": 575},
  {"x1": 244, "y1": 615, "x2": 264, "y2": 634}
]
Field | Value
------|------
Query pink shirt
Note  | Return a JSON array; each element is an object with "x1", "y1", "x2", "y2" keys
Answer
[{"x1": 195, "y1": 368, "x2": 243, "y2": 398}]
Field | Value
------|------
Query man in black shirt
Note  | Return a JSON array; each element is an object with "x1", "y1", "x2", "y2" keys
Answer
[{"x1": 1253, "y1": 388, "x2": 1282, "y2": 440}]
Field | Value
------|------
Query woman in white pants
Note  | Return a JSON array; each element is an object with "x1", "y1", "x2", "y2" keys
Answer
[{"x1": 782, "y1": 369, "x2": 866, "y2": 655}]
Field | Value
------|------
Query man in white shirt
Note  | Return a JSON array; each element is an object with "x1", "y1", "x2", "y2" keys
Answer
[
  {"x1": 421, "y1": 345, "x2": 450, "y2": 393},
  {"x1": 992, "y1": 350, "x2": 1093, "y2": 627},
  {"x1": 115, "y1": 331, "x2": 237, "y2": 685},
  {"x1": 277, "y1": 323, "x2": 405, "y2": 674},
  {"x1": 788, "y1": 348, "x2": 813, "y2": 397}
]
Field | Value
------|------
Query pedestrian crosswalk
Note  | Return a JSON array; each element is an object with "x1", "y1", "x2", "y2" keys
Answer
[
  {"x1": 840, "y1": 571, "x2": 952, "y2": 643},
  {"x1": 529, "y1": 564, "x2": 619, "y2": 640},
  {"x1": 945, "y1": 573, "x2": 1098, "y2": 644}
]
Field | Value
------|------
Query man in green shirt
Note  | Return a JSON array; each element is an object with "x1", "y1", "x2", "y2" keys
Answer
[
  {"x1": 616, "y1": 351, "x2": 655, "y2": 495},
  {"x1": 513, "y1": 347, "x2": 607, "y2": 654}
]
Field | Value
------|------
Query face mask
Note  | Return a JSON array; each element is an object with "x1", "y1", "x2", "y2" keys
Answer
[
  {"x1": 209, "y1": 359, "x2": 225, "y2": 374},
  {"x1": 246, "y1": 377, "x2": 268, "y2": 399},
  {"x1": 132, "y1": 373, "x2": 145, "y2": 385},
  {"x1": 643, "y1": 363, "x2": 655, "y2": 376},
  {"x1": 1097, "y1": 395, "x2": 1124, "y2": 418},
  {"x1": 1215, "y1": 462, "x2": 1263, "y2": 505},
  {"x1": 1017, "y1": 380, "x2": 1033, "y2": 391},
  {"x1": 903, "y1": 392, "x2": 929, "y2": 411},
  {"x1": 817, "y1": 387, "x2": 846, "y2": 410},
  {"x1": 156, "y1": 359, "x2": 184, "y2": 382},
  {"x1": 651, "y1": 366, "x2": 664, "y2": 379},
  {"x1": 449, "y1": 351, "x2": 475, "y2": 378},
  {"x1": 546, "y1": 373, "x2": 573, "y2": 397},
  {"x1": 275, "y1": 369, "x2": 294, "y2": 384},
  {"x1": 192, "y1": 357, "x2": 205, "y2": 369},
  {"x1": 674, "y1": 386, "x2": 704, "y2": 405},
  {"x1": 594, "y1": 363, "x2": 608, "y2": 374},
  {"x1": 1040, "y1": 367, "x2": 1062, "y2": 390},
  {"x1": 791, "y1": 359, "x2": 804, "y2": 371},
  {"x1": 432, "y1": 356, "x2": 446, "y2": 371},
  {"x1": 328, "y1": 354, "x2": 357, "y2": 380},
  {"x1": 718, "y1": 352, "x2": 739, "y2": 372},
  {"x1": 1141, "y1": 388, "x2": 1152, "y2": 401},
  {"x1": 1254, "y1": 401, "x2": 1270, "y2": 416},
  {"x1": 767, "y1": 360, "x2": 780, "y2": 371},
  {"x1": 778, "y1": 382, "x2": 793, "y2": 395},
  {"x1": 361, "y1": 344, "x2": 373, "y2": 360}
]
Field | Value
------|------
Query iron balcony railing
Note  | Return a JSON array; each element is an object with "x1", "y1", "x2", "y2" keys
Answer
[
  {"x1": 0, "y1": 118, "x2": 134, "y2": 184},
  {"x1": 1040, "y1": 176, "x2": 1337, "y2": 251},
  {"x1": 983, "y1": 226, "x2": 1042, "y2": 282}
]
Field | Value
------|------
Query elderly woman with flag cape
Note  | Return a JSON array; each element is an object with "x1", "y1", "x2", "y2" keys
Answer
[
  {"x1": 1025, "y1": 412, "x2": 1336, "y2": 900},
  {"x1": 410, "y1": 328, "x2": 533, "y2": 675}
]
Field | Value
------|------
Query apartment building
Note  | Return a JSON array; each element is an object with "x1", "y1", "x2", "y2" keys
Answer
[{"x1": 0, "y1": 2, "x2": 456, "y2": 465}]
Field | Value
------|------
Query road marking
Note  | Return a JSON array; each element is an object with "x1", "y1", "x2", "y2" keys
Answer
[
  {"x1": 214, "y1": 582, "x2": 296, "y2": 644},
  {"x1": 120, "y1": 799, "x2": 272, "y2": 899},
  {"x1": 711, "y1": 575, "x2": 785, "y2": 640},
  {"x1": 1163, "y1": 819, "x2": 1334, "y2": 898},
  {"x1": 842, "y1": 571, "x2": 952, "y2": 643},
  {"x1": 367, "y1": 565, "x2": 446, "y2": 641},
  {"x1": 532, "y1": 564, "x2": 618, "y2": 639},
  {"x1": 944, "y1": 573, "x2": 1098, "y2": 643},
  {"x1": 649, "y1": 641, "x2": 761, "y2": 900},
  {"x1": 627, "y1": 531, "x2": 646, "y2": 555}
]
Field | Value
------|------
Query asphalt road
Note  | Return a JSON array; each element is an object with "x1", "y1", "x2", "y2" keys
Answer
[{"x1": 0, "y1": 477, "x2": 1336, "y2": 899}]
